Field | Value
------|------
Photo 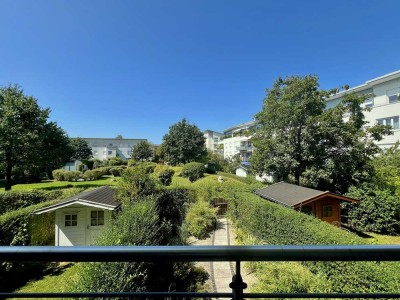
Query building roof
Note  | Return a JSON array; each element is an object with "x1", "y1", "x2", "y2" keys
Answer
[
  {"x1": 34, "y1": 186, "x2": 120, "y2": 214},
  {"x1": 223, "y1": 120, "x2": 257, "y2": 134},
  {"x1": 74, "y1": 137, "x2": 147, "y2": 141},
  {"x1": 327, "y1": 70, "x2": 400, "y2": 101},
  {"x1": 255, "y1": 182, "x2": 359, "y2": 208}
]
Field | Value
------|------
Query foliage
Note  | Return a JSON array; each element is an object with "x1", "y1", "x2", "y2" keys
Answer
[
  {"x1": 110, "y1": 167, "x2": 124, "y2": 177},
  {"x1": 70, "y1": 137, "x2": 92, "y2": 160},
  {"x1": 157, "y1": 168, "x2": 175, "y2": 186},
  {"x1": 181, "y1": 162, "x2": 206, "y2": 182},
  {"x1": 75, "y1": 194, "x2": 207, "y2": 295},
  {"x1": 204, "y1": 150, "x2": 228, "y2": 173},
  {"x1": 117, "y1": 165, "x2": 157, "y2": 202},
  {"x1": 107, "y1": 157, "x2": 125, "y2": 166},
  {"x1": 345, "y1": 184, "x2": 400, "y2": 235},
  {"x1": 161, "y1": 118, "x2": 207, "y2": 165},
  {"x1": 251, "y1": 76, "x2": 391, "y2": 193},
  {"x1": 227, "y1": 191, "x2": 400, "y2": 293},
  {"x1": 136, "y1": 161, "x2": 157, "y2": 174},
  {"x1": 224, "y1": 153, "x2": 242, "y2": 173},
  {"x1": 185, "y1": 201, "x2": 217, "y2": 239},
  {"x1": 52, "y1": 169, "x2": 65, "y2": 181},
  {"x1": 0, "y1": 189, "x2": 63, "y2": 214},
  {"x1": 63, "y1": 171, "x2": 82, "y2": 182},
  {"x1": 0, "y1": 84, "x2": 72, "y2": 190},
  {"x1": 131, "y1": 140, "x2": 154, "y2": 161}
]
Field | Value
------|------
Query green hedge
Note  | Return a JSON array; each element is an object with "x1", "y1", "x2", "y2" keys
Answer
[
  {"x1": 228, "y1": 192, "x2": 400, "y2": 293},
  {"x1": 0, "y1": 190, "x2": 63, "y2": 215},
  {"x1": 181, "y1": 162, "x2": 206, "y2": 182}
]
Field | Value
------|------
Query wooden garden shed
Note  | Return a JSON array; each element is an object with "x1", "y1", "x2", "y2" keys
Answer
[
  {"x1": 255, "y1": 182, "x2": 359, "y2": 226},
  {"x1": 34, "y1": 186, "x2": 120, "y2": 246}
]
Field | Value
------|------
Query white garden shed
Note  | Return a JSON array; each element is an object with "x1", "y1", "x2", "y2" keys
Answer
[{"x1": 34, "y1": 186, "x2": 120, "y2": 246}]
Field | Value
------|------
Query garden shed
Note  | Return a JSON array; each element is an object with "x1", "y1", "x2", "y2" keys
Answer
[
  {"x1": 255, "y1": 182, "x2": 359, "y2": 226},
  {"x1": 34, "y1": 186, "x2": 120, "y2": 246}
]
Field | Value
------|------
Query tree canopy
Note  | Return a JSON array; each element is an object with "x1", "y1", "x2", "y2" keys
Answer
[
  {"x1": 131, "y1": 140, "x2": 153, "y2": 161},
  {"x1": 161, "y1": 119, "x2": 206, "y2": 165},
  {"x1": 70, "y1": 137, "x2": 92, "y2": 160},
  {"x1": 0, "y1": 84, "x2": 71, "y2": 190},
  {"x1": 251, "y1": 75, "x2": 391, "y2": 194}
]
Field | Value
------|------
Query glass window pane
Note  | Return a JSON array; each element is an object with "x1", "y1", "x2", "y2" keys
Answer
[{"x1": 91, "y1": 211, "x2": 97, "y2": 218}]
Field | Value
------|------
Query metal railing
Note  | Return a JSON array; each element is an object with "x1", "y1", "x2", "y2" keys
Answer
[{"x1": 1, "y1": 245, "x2": 400, "y2": 299}]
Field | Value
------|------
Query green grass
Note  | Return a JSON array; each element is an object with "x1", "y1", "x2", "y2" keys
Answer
[
  {"x1": 1, "y1": 176, "x2": 119, "y2": 192},
  {"x1": 365, "y1": 233, "x2": 400, "y2": 244},
  {"x1": 13, "y1": 263, "x2": 79, "y2": 299}
]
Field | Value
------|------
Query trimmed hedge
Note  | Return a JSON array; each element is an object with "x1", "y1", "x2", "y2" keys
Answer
[
  {"x1": 228, "y1": 192, "x2": 400, "y2": 293},
  {"x1": 181, "y1": 162, "x2": 205, "y2": 182}
]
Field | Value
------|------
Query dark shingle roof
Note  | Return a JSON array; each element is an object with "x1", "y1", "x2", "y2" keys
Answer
[
  {"x1": 34, "y1": 186, "x2": 120, "y2": 214},
  {"x1": 255, "y1": 182, "x2": 327, "y2": 207}
]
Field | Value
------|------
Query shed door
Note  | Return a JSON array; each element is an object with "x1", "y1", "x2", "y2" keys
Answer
[{"x1": 86, "y1": 209, "x2": 106, "y2": 245}]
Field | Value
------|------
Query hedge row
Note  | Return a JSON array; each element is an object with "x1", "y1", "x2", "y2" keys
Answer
[
  {"x1": 228, "y1": 192, "x2": 400, "y2": 293},
  {"x1": 52, "y1": 167, "x2": 117, "y2": 181},
  {"x1": 0, "y1": 190, "x2": 63, "y2": 215}
]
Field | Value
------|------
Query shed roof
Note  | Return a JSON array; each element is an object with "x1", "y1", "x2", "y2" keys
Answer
[
  {"x1": 34, "y1": 186, "x2": 120, "y2": 214},
  {"x1": 255, "y1": 182, "x2": 358, "y2": 207}
]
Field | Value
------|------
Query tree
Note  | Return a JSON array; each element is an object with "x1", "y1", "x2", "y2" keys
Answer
[
  {"x1": 70, "y1": 137, "x2": 92, "y2": 160},
  {"x1": 131, "y1": 140, "x2": 153, "y2": 161},
  {"x1": 0, "y1": 85, "x2": 72, "y2": 190},
  {"x1": 115, "y1": 134, "x2": 123, "y2": 139},
  {"x1": 251, "y1": 75, "x2": 390, "y2": 194},
  {"x1": 161, "y1": 119, "x2": 206, "y2": 165}
]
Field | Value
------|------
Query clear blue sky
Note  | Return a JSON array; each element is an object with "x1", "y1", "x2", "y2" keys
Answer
[{"x1": 1, "y1": 0, "x2": 399, "y2": 144}]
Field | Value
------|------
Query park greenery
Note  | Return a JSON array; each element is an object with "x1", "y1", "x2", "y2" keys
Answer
[
  {"x1": 130, "y1": 140, "x2": 154, "y2": 161},
  {"x1": 69, "y1": 137, "x2": 92, "y2": 161},
  {"x1": 161, "y1": 118, "x2": 207, "y2": 165}
]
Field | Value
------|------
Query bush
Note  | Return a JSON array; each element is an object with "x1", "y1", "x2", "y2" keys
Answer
[
  {"x1": 228, "y1": 192, "x2": 400, "y2": 293},
  {"x1": 90, "y1": 169, "x2": 103, "y2": 180},
  {"x1": 63, "y1": 171, "x2": 82, "y2": 182},
  {"x1": 110, "y1": 167, "x2": 124, "y2": 177},
  {"x1": 118, "y1": 165, "x2": 157, "y2": 201},
  {"x1": 52, "y1": 169, "x2": 66, "y2": 181},
  {"x1": 181, "y1": 162, "x2": 206, "y2": 182},
  {"x1": 185, "y1": 201, "x2": 217, "y2": 239},
  {"x1": 75, "y1": 197, "x2": 207, "y2": 294},
  {"x1": 136, "y1": 162, "x2": 157, "y2": 174},
  {"x1": 158, "y1": 169, "x2": 175, "y2": 186},
  {"x1": 345, "y1": 184, "x2": 400, "y2": 235}
]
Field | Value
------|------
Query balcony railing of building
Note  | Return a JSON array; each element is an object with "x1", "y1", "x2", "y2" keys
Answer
[{"x1": 1, "y1": 245, "x2": 400, "y2": 299}]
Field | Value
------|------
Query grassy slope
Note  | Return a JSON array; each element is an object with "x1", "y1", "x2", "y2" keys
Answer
[{"x1": 0, "y1": 176, "x2": 119, "y2": 192}]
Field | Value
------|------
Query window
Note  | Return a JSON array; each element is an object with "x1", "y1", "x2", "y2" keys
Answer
[
  {"x1": 301, "y1": 206, "x2": 313, "y2": 215},
  {"x1": 91, "y1": 211, "x2": 104, "y2": 226},
  {"x1": 363, "y1": 98, "x2": 374, "y2": 108},
  {"x1": 65, "y1": 214, "x2": 77, "y2": 227},
  {"x1": 108, "y1": 150, "x2": 113, "y2": 155},
  {"x1": 109, "y1": 143, "x2": 113, "y2": 146},
  {"x1": 323, "y1": 206, "x2": 333, "y2": 218},
  {"x1": 94, "y1": 150, "x2": 98, "y2": 155},
  {"x1": 387, "y1": 88, "x2": 400, "y2": 104},
  {"x1": 377, "y1": 116, "x2": 399, "y2": 129}
]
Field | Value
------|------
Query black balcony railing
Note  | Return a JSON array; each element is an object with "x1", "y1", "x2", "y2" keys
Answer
[{"x1": 1, "y1": 245, "x2": 400, "y2": 299}]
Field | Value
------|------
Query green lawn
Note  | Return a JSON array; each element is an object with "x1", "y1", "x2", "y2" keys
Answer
[
  {"x1": 0, "y1": 176, "x2": 119, "y2": 192},
  {"x1": 365, "y1": 232, "x2": 400, "y2": 244}
]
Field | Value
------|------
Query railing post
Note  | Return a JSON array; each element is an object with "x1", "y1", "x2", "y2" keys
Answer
[{"x1": 229, "y1": 260, "x2": 247, "y2": 300}]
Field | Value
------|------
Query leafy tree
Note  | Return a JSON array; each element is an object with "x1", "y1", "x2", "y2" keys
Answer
[
  {"x1": 251, "y1": 75, "x2": 390, "y2": 193},
  {"x1": 0, "y1": 85, "x2": 72, "y2": 190},
  {"x1": 162, "y1": 119, "x2": 207, "y2": 165},
  {"x1": 131, "y1": 140, "x2": 153, "y2": 161},
  {"x1": 70, "y1": 137, "x2": 92, "y2": 160},
  {"x1": 115, "y1": 134, "x2": 123, "y2": 139}
]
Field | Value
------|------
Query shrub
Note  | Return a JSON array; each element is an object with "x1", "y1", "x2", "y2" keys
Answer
[
  {"x1": 52, "y1": 169, "x2": 66, "y2": 181},
  {"x1": 82, "y1": 170, "x2": 93, "y2": 181},
  {"x1": 136, "y1": 162, "x2": 157, "y2": 174},
  {"x1": 158, "y1": 169, "x2": 175, "y2": 186},
  {"x1": 75, "y1": 198, "x2": 207, "y2": 294},
  {"x1": 127, "y1": 159, "x2": 136, "y2": 167},
  {"x1": 181, "y1": 162, "x2": 206, "y2": 182},
  {"x1": 185, "y1": 201, "x2": 217, "y2": 239},
  {"x1": 110, "y1": 167, "x2": 124, "y2": 177},
  {"x1": 90, "y1": 169, "x2": 103, "y2": 180},
  {"x1": 108, "y1": 157, "x2": 124, "y2": 166},
  {"x1": 118, "y1": 165, "x2": 157, "y2": 201},
  {"x1": 63, "y1": 171, "x2": 82, "y2": 182},
  {"x1": 345, "y1": 184, "x2": 400, "y2": 235}
]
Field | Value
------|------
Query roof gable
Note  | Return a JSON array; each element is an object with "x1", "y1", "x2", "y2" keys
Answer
[
  {"x1": 255, "y1": 182, "x2": 358, "y2": 207},
  {"x1": 34, "y1": 186, "x2": 120, "y2": 214}
]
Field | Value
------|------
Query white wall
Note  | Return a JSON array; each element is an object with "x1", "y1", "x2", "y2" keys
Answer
[
  {"x1": 236, "y1": 167, "x2": 248, "y2": 177},
  {"x1": 84, "y1": 138, "x2": 146, "y2": 160}
]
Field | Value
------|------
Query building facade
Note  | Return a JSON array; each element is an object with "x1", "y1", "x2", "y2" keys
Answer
[
  {"x1": 326, "y1": 70, "x2": 400, "y2": 148},
  {"x1": 203, "y1": 130, "x2": 224, "y2": 154},
  {"x1": 82, "y1": 138, "x2": 147, "y2": 161}
]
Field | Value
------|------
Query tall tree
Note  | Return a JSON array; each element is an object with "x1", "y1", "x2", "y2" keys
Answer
[
  {"x1": 161, "y1": 119, "x2": 206, "y2": 165},
  {"x1": 0, "y1": 85, "x2": 71, "y2": 190},
  {"x1": 251, "y1": 76, "x2": 391, "y2": 193},
  {"x1": 131, "y1": 140, "x2": 153, "y2": 161},
  {"x1": 70, "y1": 137, "x2": 92, "y2": 160}
]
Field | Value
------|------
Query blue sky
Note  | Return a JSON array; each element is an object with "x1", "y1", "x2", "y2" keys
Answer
[{"x1": 1, "y1": 0, "x2": 399, "y2": 144}]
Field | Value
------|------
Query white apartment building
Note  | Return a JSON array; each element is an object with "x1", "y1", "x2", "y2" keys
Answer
[
  {"x1": 219, "y1": 120, "x2": 257, "y2": 162},
  {"x1": 203, "y1": 130, "x2": 224, "y2": 154},
  {"x1": 326, "y1": 70, "x2": 400, "y2": 148},
  {"x1": 82, "y1": 137, "x2": 147, "y2": 161}
]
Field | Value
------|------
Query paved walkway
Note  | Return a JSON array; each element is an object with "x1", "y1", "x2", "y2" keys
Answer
[{"x1": 190, "y1": 217, "x2": 238, "y2": 296}]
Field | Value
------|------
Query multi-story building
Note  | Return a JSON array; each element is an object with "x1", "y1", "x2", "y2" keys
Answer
[
  {"x1": 203, "y1": 130, "x2": 224, "y2": 154},
  {"x1": 326, "y1": 70, "x2": 400, "y2": 148},
  {"x1": 82, "y1": 137, "x2": 147, "y2": 161},
  {"x1": 219, "y1": 120, "x2": 257, "y2": 162}
]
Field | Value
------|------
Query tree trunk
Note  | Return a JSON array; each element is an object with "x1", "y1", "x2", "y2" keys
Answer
[{"x1": 5, "y1": 150, "x2": 12, "y2": 191}]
